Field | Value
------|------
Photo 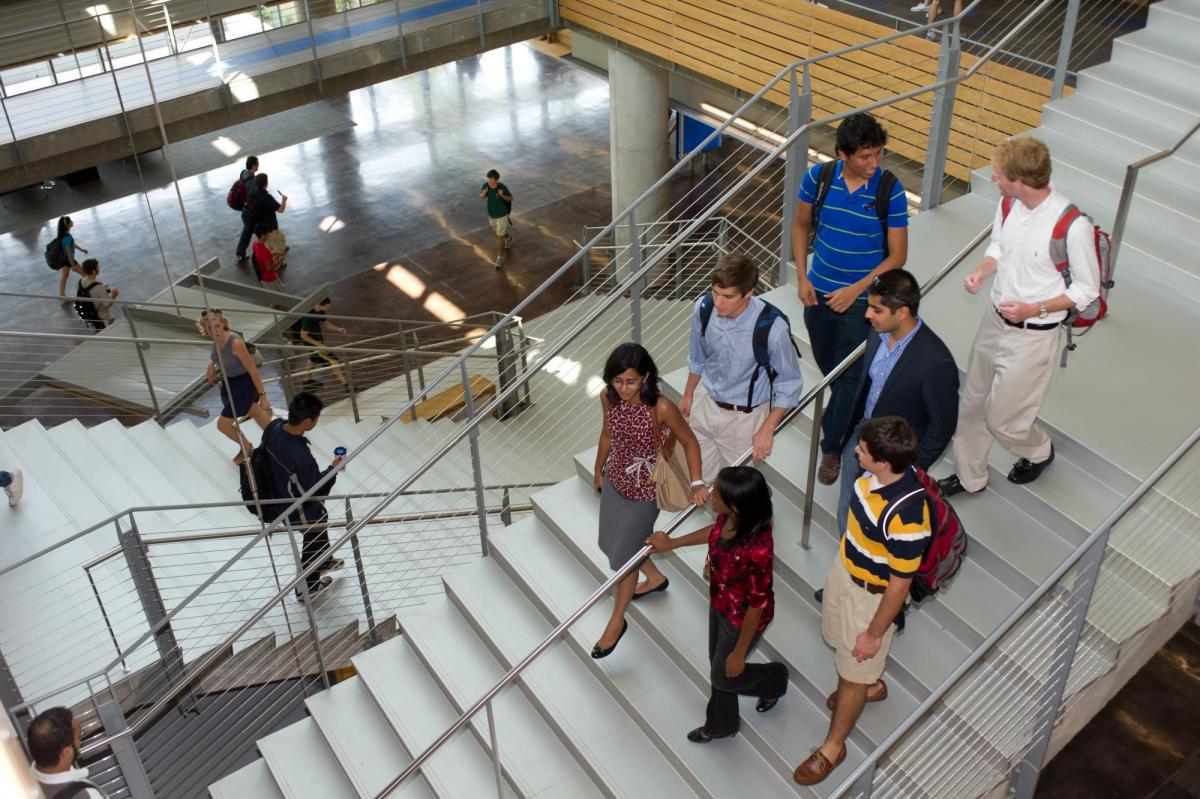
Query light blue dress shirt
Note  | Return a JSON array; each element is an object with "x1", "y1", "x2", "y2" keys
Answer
[
  {"x1": 863, "y1": 319, "x2": 922, "y2": 419},
  {"x1": 687, "y1": 295, "x2": 804, "y2": 408}
]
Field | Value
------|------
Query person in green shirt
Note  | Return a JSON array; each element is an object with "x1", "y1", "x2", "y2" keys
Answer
[{"x1": 479, "y1": 168, "x2": 513, "y2": 269}]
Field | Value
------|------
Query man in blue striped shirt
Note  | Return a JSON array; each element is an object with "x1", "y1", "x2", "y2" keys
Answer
[{"x1": 790, "y1": 113, "x2": 909, "y2": 487}]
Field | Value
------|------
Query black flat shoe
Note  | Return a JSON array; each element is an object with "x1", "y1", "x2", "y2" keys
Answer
[
  {"x1": 1008, "y1": 445, "x2": 1054, "y2": 485},
  {"x1": 687, "y1": 726, "x2": 737, "y2": 743},
  {"x1": 756, "y1": 697, "x2": 780, "y2": 713},
  {"x1": 631, "y1": 576, "x2": 669, "y2": 601},
  {"x1": 591, "y1": 620, "x2": 628, "y2": 659}
]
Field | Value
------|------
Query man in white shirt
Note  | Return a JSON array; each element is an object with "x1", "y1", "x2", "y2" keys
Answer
[
  {"x1": 27, "y1": 707, "x2": 108, "y2": 799},
  {"x1": 939, "y1": 137, "x2": 1100, "y2": 497}
]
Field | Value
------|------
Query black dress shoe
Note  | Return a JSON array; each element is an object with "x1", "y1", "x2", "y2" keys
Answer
[
  {"x1": 630, "y1": 576, "x2": 669, "y2": 602},
  {"x1": 1008, "y1": 445, "x2": 1054, "y2": 485},
  {"x1": 756, "y1": 696, "x2": 780, "y2": 713},
  {"x1": 687, "y1": 726, "x2": 737, "y2": 743},
  {"x1": 591, "y1": 620, "x2": 628, "y2": 659},
  {"x1": 937, "y1": 474, "x2": 980, "y2": 498},
  {"x1": 814, "y1": 588, "x2": 824, "y2": 604}
]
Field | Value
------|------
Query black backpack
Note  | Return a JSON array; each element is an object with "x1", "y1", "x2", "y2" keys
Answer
[
  {"x1": 43, "y1": 781, "x2": 96, "y2": 799},
  {"x1": 698, "y1": 296, "x2": 801, "y2": 408},
  {"x1": 74, "y1": 280, "x2": 106, "y2": 330},
  {"x1": 240, "y1": 420, "x2": 306, "y2": 521},
  {"x1": 810, "y1": 160, "x2": 899, "y2": 257},
  {"x1": 44, "y1": 237, "x2": 66, "y2": 270}
]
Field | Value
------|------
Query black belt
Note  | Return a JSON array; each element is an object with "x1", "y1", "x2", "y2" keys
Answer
[
  {"x1": 995, "y1": 305, "x2": 1058, "y2": 331},
  {"x1": 714, "y1": 400, "x2": 763, "y2": 414},
  {"x1": 850, "y1": 574, "x2": 888, "y2": 595}
]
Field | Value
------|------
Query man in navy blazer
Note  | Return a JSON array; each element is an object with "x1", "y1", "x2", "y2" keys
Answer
[{"x1": 834, "y1": 269, "x2": 959, "y2": 531}]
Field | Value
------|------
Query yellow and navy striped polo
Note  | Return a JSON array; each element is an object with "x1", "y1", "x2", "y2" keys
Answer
[{"x1": 841, "y1": 469, "x2": 932, "y2": 587}]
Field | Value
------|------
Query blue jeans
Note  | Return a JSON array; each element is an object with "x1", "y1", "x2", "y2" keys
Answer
[
  {"x1": 803, "y1": 295, "x2": 870, "y2": 454},
  {"x1": 0, "y1": 471, "x2": 10, "y2": 488},
  {"x1": 835, "y1": 430, "x2": 862, "y2": 535},
  {"x1": 236, "y1": 223, "x2": 254, "y2": 258}
]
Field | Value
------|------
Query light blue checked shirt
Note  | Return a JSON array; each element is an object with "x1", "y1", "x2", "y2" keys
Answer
[
  {"x1": 863, "y1": 319, "x2": 923, "y2": 419},
  {"x1": 687, "y1": 295, "x2": 803, "y2": 408}
]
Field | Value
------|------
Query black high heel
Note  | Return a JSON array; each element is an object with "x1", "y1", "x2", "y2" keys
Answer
[
  {"x1": 686, "y1": 726, "x2": 737, "y2": 743},
  {"x1": 756, "y1": 696, "x2": 780, "y2": 713},
  {"x1": 630, "y1": 576, "x2": 669, "y2": 601},
  {"x1": 591, "y1": 620, "x2": 628, "y2": 659}
]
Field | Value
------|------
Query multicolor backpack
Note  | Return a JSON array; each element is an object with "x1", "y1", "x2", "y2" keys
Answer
[{"x1": 881, "y1": 467, "x2": 967, "y2": 603}]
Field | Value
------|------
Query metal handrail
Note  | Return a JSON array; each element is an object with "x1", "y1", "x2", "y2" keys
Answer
[
  {"x1": 828, "y1": 422, "x2": 1200, "y2": 796},
  {"x1": 1108, "y1": 117, "x2": 1200, "y2": 272},
  {"x1": 63, "y1": 0, "x2": 1022, "y2": 757},
  {"x1": 378, "y1": 225, "x2": 992, "y2": 795}
]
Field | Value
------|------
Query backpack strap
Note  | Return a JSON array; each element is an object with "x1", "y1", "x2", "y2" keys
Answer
[
  {"x1": 746, "y1": 302, "x2": 783, "y2": 408},
  {"x1": 698, "y1": 292, "x2": 715, "y2": 337},
  {"x1": 55, "y1": 781, "x2": 98, "y2": 799},
  {"x1": 880, "y1": 487, "x2": 927, "y2": 539},
  {"x1": 1049, "y1": 204, "x2": 1083, "y2": 280},
  {"x1": 810, "y1": 159, "x2": 839, "y2": 231},
  {"x1": 1000, "y1": 195, "x2": 1015, "y2": 225},
  {"x1": 873, "y1": 169, "x2": 898, "y2": 259}
]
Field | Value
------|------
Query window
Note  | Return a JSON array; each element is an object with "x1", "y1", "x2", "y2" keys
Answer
[
  {"x1": 51, "y1": 49, "x2": 105, "y2": 82},
  {"x1": 174, "y1": 20, "x2": 215, "y2": 53},
  {"x1": 0, "y1": 61, "x2": 53, "y2": 96}
]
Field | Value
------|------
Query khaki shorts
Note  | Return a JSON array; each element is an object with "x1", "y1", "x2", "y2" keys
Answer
[
  {"x1": 820, "y1": 559, "x2": 895, "y2": 685},
  {"x1": 489, "y1": 215, "x2": 510, "y2": 237}
]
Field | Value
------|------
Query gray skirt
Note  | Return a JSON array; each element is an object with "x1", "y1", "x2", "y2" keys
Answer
[{"x1": 598, "y1": 476, "x2": 660, "y2": 571}]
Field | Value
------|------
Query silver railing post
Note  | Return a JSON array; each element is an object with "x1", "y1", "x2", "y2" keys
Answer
[
  {"x1": 1009, "y1": 535, "x2": 1108, "y2": 799},
  {"x1": 346, "y1": 359, "x2": 361, "y2": 423},
  {"x1": 500, "y1": 487, "x2": 512, "y2": 526},
  {"x1": 486, "y1": 700, "x2": 504, "y2": 798},
  {"x1": 800, "y1": 389, "x2": 825, "y2": 549},
  {"x1": 393, "y1": 0, "x2": 408, "y2": 69},
  {"x1": 86, "y1": 555, "x2": 128, "y2": 672},
  {"x1": 494, "y1": 322, "x2": 522, "y2": 419},
  {"x1": 124, "y1": 315, "x2": 163, "y2": 423},
  {"x1": 279, "y1": 340, "x2": 297, "y2": 405},
  {"x1": 921, "y1": 18, "x2": 961, "y2": 211},
  {"x1": 1049, "y1": 0, "x2": 1080, "y2": 101},
  {"x1": 628, "y1": 209, "x2": 643, "y2": 344},
  {"x1": 514, "y1": 317, "x2": 533, "y2": 408},
  {"x1": 779, "y1": 66, "x2": 811, "y2": 286},
  {"x1": 475, "y1": 0, "x2": 486, "y2": 47},
  {"x1": 547, "y1": 0, "x2": 560, "y2": 29},
  {"x1": 398, "y1": 322, "x2": 419, "y2": 422},
  {"x1": 283, "y1": 516, "x2": 332, "y2": 691},
  {"x1": 344, "y1": 498, "x2": 379, "y2": 646},
  {"x1": 1108, "y1": 165, "x2": 1138, "y2": 274},
  {"x1": 119, "y1": 515, "x2": 191, "y2": 710},
  {"x1": 97, "y1": 700, "x2": 155, "y2": 799},
  {"x1": 461, "y1": 362, "x2": 491, "y2": 556},
  {"x1": 300, "y1": 0, "x2": 324, "y2": 92},
  {"x1": 0, "y1": 645, "x2": 29, "y2": 730}
]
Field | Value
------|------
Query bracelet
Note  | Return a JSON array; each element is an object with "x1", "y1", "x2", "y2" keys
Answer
[{"x1": 690, "y1": 480, "x2": 706, "y2": 488}]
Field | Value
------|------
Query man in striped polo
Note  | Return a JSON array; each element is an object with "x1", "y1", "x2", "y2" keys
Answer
[
  {"x1": 790, "y1": 112, "x2": 909, "y2": 488},
  {"x1": 794, "y1": 416, "x2": 931, "y2": 786}
]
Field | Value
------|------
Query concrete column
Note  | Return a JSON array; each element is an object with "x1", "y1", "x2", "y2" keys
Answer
[{"x1": 608, "y1": 48, "x2": 669, "y2": 262}]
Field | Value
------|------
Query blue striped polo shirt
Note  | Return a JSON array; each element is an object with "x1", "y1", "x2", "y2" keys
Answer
[{"x1": 799, "y1": 161, "x2": 909, "y2": 296}]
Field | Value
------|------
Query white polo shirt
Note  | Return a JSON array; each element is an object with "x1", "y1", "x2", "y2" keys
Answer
[{"x1": 32, "y1": 765, "x2": 107, "y2": 799}]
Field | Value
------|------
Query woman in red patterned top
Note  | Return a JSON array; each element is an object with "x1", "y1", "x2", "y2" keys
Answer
[
  {"x1": 592, "y1": 343, "x2": 706, "y2": 659},
  {"x1": 649, "y1": 466, "x2": 789, "y2": 741}
]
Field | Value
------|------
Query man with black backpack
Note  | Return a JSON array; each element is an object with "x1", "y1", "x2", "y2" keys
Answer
[
  {"x1": 27, "y1": 707, "x2": 107, "y2": 798},
  {"x1": 790, "y1": 112, "x2": 909, "y2": 489},
  {"x1": 256, "y1": 392, "x2": 345, "y2": 602},
  {"x1": 681, "y1": 255, "x2": 803, "y2": 483},
  {"x1": 231, "y1": 155, "x2": 259, "y2": 262}
]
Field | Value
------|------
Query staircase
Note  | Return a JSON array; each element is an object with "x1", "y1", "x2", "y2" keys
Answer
[{"x1": 204, "y1": 2, "x2": 1200, "y2": 796}]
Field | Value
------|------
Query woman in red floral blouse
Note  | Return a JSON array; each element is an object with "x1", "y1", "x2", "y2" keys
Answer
[
  {"x1": 648, "y1": 466, "x2": 789, "y2": 741},
  {"x1": 592, "y1": 343, "x2": 707, "y2": 659}
]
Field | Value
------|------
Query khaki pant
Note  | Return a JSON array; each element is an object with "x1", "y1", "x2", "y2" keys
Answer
[
  {"x1": 689, "y1": 384, "x2": 770, "y2": 484},
  {"x1": 820, "y1": 560, "x2": 895, "y2": 685},
  {"x1": 952, "y1": 308, "x2": 1060, "y2": 492}
]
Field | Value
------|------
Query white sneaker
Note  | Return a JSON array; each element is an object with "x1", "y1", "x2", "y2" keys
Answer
[
  {"x1": 295, "y1": 574, "x2": 334, "y2": 603},
  {"x1": 911, "y1": 2, "x2": 929, "y2": 10},
  {"x1": 926, "y1": 29, "x2": 939, "y2": 40},
  {"x1": 4, "y1": 470, "x2": 22, "y2": 507}
]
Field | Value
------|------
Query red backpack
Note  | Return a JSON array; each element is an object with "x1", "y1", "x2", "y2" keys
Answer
[
  {"x1": 1000, "y1": 196, "x2": 1114, "y2": 366},
  {"x1": 881, "y1": 467, "x2": 967, "y2": 603},
  {"x1": 227, "y1": 177, "x2": 247, "y2": 211}
]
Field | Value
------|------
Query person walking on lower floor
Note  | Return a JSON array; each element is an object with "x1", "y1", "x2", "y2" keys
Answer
[
  {"x1": 592, "y1": 343, "x2": 706, "y2": 659},
  {"x1": 649, "y1": 466, "x2": 789, "y2": 743},
  {"x1": 52, "y1": 216, "x2": 88, "y2": 298},
  {"x1": 938, "y1": 137, "x2": 1100, "y2": 499},
  {"x1": 27, "y1": 706, "x2": 108, "y2": 798},
  {"x1": 794, "y1": 416, "x2": 931, "y2": 785},
  {"x1": 834, "y1": 269, "x2": 958, "y2": 532},
  {"x1": 681, "y1": 255, "x2": 804, "y2": 483},
  {"x1": 790, "y1": 112, "x2": 909, "y2": 488},
  {"x1": 1, "y1": 468, "x2": 22, "y2": 506},
  {"x1": 198, "y1": 310, "x2": 273, "y2": 464},
  {"x1": 234, "y1": 155, "x2": 259, "y2": 261},
  {"x1": 480, "y1": 169, "x2": 513, "y2": 268}
]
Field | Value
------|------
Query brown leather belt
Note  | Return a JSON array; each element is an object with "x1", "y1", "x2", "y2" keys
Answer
[
  {"x1": 713, "y1": 400, "x2": 762, "y2": 414},
  {"x1": 850, "y1": 574, "x2": 888, "y2": 595},
  {"x1": 994, "y1": 305, "x2": 1058, "y2": 331}
]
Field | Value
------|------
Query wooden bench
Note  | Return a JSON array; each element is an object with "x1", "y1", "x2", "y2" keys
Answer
[{"x1": 402, "y1": 374, "x2": 497, "y2": 423}]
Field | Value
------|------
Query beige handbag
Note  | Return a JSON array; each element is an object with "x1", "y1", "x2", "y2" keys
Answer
[{"x1": 650, "y1": 439, "x2": 692, "y2": 512}]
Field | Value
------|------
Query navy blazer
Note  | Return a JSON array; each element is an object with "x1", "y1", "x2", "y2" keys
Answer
[{"x1": 841, "y1": 322, "x2": 959, "y2": 470}]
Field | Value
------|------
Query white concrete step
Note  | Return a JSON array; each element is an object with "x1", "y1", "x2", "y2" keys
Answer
[
  {"x1": 352, "y1": 635, "x2": 518, "y2": 798},
  {"x1": 439, "y1": 555, "x2": 705, "y2": 798},
  {"x1": 1112, "y1": 28, "x2": 1200, "y2": 83},
  {"x1": 257, "y1": 716, "x2": 356, "y2": 799},
  {"x1": 208, "y1": 759, "x2": 284, "y2": 799},
  {"x1": 1075, "y1": 61, "x2": 1200, "y2": 132},
  {"x1": 84, "y1": 419, "x2": 204, "y2": 527},
  {"x1": 305, "y1": 675, "x2": 433, "y2": 799},
  {"x1": 125, "y1": 420, "x2": 246, "y2": 529},
  {"x1": 2, "y1": 420, "x2": 112, "y2": 540},
  {"x1": 399, "y1": 596, "x2": 605, "y2": 798},
  {"x1": 477, "y1": 520, "x2": 813, "y2": 796}
]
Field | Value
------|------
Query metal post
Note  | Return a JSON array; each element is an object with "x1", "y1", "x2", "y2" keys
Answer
[
  {"x1": 412, "y1": 330, "x2": 426, "y2": 390},
  {"x1": 475, "y1": 0, "x2": 486, "y2": 47},
  {"x1": 97, "y1": 701, "x2": 155, "y2": 799},
  {"x1": 55, "y1": 0, "x2": 84, "y2": 76},
  {"x1": 301, "y1": 0, "x2": 323, "y2": 92},
  {"x1": 485, "y1": 700, "x2": 504, "y2": 798},
  {"x1": 124, "y1": 315, "x2": 162, "y2": 423},
  {"x1": 494, "y1": 323, "x2": 522, "y2": 419},
  {"x1": 399, "y1": 322, "x2": 418, "y2": 422},
  {"x1": 547, "y1": 0, "x2": 560, "y2": 29},
  {"x1": 1050, "y1": 0, "x2": 1080, "y2": 101},
  {"x1": 779, "y1": 66, "x2": 811, "y2": 287},
  {"x1": 461, "y1": 362, "x2": 491, "y2": 557},
  {"x1": 86, "y1": 561, "x2": 128, "y2": 672},
  {"x1": 346, "y1": 359, "x2": 361, "y2": 423},
  {"x1": 283, "y1": 517, "x2": 333, "y2": 691},
  {"x1": 1107, "y1": 166, "x2": 1138, "y2": 274},
  {"x1": 799, "y1": 389, "x2": 824, "y2": 549},
  {"x1": 393, "y1": 0, "x2": 408, "y2": 69},
  {"x1": 628, "y1": 209, "x2": 643, "y2": 344},
  {"x1": 717, "y1": 216, "x2": 729, "y2": 256},
  {"x1": 500, "y1": 488, "x2": 512, "y2": 526},
  {"x1": 581, "y1": 245, "x2": 592, "y2": 294},
  {"x1": 1009, "y1": 537, "x2": 1107, "y2": 799},
  {"x1": 920, "y1": 20, "x2": 961, "y2": 211},
  {"x1": 118, "y1": 516, "x2": 190, "y2": 708},
  {"x1": 345, "y1": 498, "x2": 379, "y2": 645},
  {"x1": 279, "y1": 338, "x2": 297, "y2": 405},
  {"x1": 0, "y1": 646, "x2": 30, "y2": 730}
]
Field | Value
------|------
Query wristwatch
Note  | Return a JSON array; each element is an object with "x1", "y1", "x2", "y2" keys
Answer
[
  {"x1": 1038, "y1": 302, "x2": 1048, "y2": 320},
  {"x1": 690, "y1": 480, "x2": 706, "y2": 488}
]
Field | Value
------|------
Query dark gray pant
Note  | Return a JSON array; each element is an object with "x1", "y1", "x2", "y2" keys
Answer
[{"x1": 706, "y1": 608, "x2": 789, "y2": 735}]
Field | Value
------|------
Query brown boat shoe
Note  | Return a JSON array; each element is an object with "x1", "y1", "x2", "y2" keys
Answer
[{"x1": 794, "y1": 743, "x2": 847, "y2": 785}]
